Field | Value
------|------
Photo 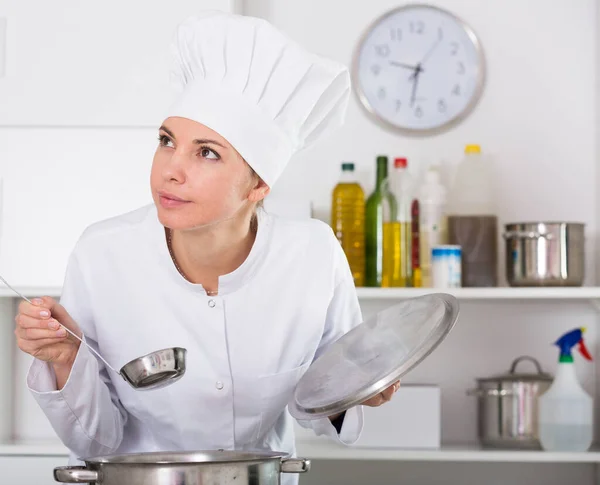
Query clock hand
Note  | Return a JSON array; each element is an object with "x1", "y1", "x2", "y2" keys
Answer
[
  {"x1": 420, "y1": 27, "x2": 443, "y2": 65},
  {"x1": 389, "y1": 60, "x2": 422, "y2": 72},
  {"x1": 409, "y1": 66, "x2": 421, "y2": 108}
]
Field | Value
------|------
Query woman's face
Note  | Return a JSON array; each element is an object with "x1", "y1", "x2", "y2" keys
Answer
[{"x1": 150, "y1": 116, "x2": 268, "y2": 230}]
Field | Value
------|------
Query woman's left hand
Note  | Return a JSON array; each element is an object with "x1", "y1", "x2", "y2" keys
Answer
[{"x1": 360, "y1": 380, "x2": 400, "y2": 407}]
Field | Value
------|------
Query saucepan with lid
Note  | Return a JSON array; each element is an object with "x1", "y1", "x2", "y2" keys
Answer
[
  {"x1": 53, "y1": 293, "x2": 460, "y2": 484},
  {"x1": 467, "y1": 356, "x2": 553, "y2": 449}
]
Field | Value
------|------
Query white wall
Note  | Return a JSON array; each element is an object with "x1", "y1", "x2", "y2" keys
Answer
[{"x1": 0, "y1": 1, "x2": 598, "y2": 485}]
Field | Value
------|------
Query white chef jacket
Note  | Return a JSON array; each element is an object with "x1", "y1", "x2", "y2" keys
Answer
[{"x1": 27, "y1": 204, "x2": 364, "y2": 485}]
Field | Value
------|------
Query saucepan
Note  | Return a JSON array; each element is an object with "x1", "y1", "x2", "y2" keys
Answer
[{"x1": 54, "y1": 450, "x2": 310, "y2": 485}]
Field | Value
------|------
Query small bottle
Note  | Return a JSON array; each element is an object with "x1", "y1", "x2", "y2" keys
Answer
[
  {"x1": 539, "y1": 328, "x2": 594, "y2": 452},
  {"x1": 331, "y1": 162, "x2": 365, "y2": 287},
  {"x1": 365, "y1": 156, "x2": 397, "y2": 287},
  {"x1": 383, "y1": 157, "x2": 413, "y2": 287},
  {"x1": 418, "y1": 167, "x2": 447, "y2": 288}
]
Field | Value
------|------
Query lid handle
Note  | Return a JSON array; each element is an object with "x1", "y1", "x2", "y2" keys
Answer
[{"x1": 509, "y1": 355, "x2": 544, "y2": 375}]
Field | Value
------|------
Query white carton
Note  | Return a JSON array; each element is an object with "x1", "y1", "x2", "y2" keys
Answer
[{"x1": 354, "y1": 384, "x2": 441, "y2": 449}]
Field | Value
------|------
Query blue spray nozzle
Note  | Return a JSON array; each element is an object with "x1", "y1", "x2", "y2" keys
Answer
[{"x1": 554, "y1": 328, "x2": 592, "y2": 362}]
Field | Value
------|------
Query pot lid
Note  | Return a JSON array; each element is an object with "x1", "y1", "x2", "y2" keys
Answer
[
  {"x1": 288, "y1": 293, "x2": 459, "y2": 420},
  {"x1": 477, "y1": 356, "x2": 553, "y2": 383}
]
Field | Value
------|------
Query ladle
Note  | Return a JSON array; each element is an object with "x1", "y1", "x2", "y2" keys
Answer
[{"x1": 0, "y1": 275, "x2": 186, "y2": 390}]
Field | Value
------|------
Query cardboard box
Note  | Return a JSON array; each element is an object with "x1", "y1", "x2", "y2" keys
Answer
[{"x1": 354, "y1": 384, "x2": 441, "y2": 449}]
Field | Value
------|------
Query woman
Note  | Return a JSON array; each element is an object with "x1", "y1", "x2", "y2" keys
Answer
[{"x1": 15, "y1": 11, "x2": 398, "y2": 482}]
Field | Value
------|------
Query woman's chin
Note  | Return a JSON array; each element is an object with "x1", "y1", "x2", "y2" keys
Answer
[{"x1": 155, "y1": 205, "x2": 219, "y2": 231}]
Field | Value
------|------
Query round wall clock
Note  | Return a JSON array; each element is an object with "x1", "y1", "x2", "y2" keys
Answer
[{"x1": 352, "y1": 4, "x2": 486, "y2": 135}]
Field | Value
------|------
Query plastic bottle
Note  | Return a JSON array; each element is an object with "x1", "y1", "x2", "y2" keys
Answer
[
  {"x1": 382, "y1": 157, "x2": 413, "y2": 287},
  {"x1": 365, "y1": 155, "x2": 397, "y2": 287},
  {"x1": 331, "y1": 162, "x2": 365, "y2": 287},
  {"x1": 446, "y1": 144, "x2": 497, "y2": 287},
  {"x1": 418, "y1": 167, "x2": 447, "y2": 288},
  {"x1": 538, "y1": 327, "x2": 594, "y2": 452}
]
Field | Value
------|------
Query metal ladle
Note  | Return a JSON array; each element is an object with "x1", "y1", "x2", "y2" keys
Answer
[{"x1": 0, "y1": 275, "x2": 187, "y2": 391}]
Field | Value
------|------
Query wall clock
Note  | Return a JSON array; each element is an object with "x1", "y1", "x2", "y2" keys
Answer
[{"x1": 352, "y1": 4, "x2": 486, "y2": 135}]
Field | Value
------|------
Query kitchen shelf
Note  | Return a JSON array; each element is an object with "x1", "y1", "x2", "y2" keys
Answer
[
  {"x1": 0, "y1": 287, "x2": 62, "y2": 298},
  {"x1": 356, "y1": 286, "x2": 600, "y2": 304},
  {"x1": 2, "y1": 440, "x2": 600, "y2": 463},
  {"x1": 297, "y1": 442, "x2": 600, "y2": 463},
  {"x1": 3, "y1": 286, "x2": 600, "y2": 302}
]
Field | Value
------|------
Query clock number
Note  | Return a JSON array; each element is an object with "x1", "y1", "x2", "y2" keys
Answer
[
  {"x1": 452, "y1": 84, "x2": 461, "y2": 96},
  {"x1": 457, "y1": 62, "x2": 465, "y2": 75},
  {"x1": 450, "y1": 42, "x2": 459, "y2": 56},
  {"x1": 378, "y1": 87, "x2": 386, "y2": 100},
  {"x1": 371, "y1": 65, "x2": 381, "y2": 76},
  {"x1": 415, "y1": 105, "x2": 423, "y2": 118},
  {"x1": 438, "y1": 99, "x2": 447, "y2": 112},
  {"x1": 390, "y1": 28, "x2": 402, "y2": 41},
  {"x1": 375, "y1": 44, "x2": 390, "y2": 57},
  {"x1": 410, "y1": 20, "x2": 425, "y2": 34},
  {"x1": 395, "y1": 99, "x2": 402, "y2": 112}
]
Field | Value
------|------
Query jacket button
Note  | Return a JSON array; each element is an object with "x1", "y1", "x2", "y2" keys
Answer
[
  {"x1": 215, "y1": 381, "x2": 224, "y2": 390},
  {"x1": 208, "y1": 299, "x2": 216, "y2": 308}
]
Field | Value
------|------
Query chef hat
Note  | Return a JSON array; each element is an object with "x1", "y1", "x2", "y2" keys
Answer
[{"x1": 166, "y1": 11, "x2": 351, "y2": 187}]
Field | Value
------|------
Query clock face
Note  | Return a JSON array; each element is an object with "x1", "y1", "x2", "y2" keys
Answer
[{"x1": 353, "y1": 5, "x2": 485, "y2": 134}]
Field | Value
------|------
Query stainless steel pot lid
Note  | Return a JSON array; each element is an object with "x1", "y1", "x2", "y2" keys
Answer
[
  {"x1": 288, "y1": 293, "x2": 459, "y2": 420},
  {"x1": 476, "y1": 356, "x2": 553, "y2": 383}
]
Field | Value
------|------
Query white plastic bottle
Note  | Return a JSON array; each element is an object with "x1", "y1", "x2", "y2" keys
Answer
[
  {"x1": 445, "y1": 144, "x2": 498, "y2": 287},
  {"x1": 418, "y1": 167, "x2": 447, "y2": 288},
  {"x1": 538, "y1": 327, "x2": 594, "y2": 452}
]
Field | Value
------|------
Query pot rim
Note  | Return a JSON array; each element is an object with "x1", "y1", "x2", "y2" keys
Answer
[
  {"x1": 504, "y1": 221, "x2": 585, "y2": 227},
  {"x1": 475, "y1": 374, "x2": 553, "y2": 383},
  {"x1": 79, "y1": 450, "x2": 291, "y2": 465}
]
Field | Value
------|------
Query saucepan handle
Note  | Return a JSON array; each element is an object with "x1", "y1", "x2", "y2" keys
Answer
[
  {"x1": 54, "y1": 466, "x2": 98, "y2": 483},
  {"x1": 281, "y1": 458, "x2": 311, "y2": 473}
]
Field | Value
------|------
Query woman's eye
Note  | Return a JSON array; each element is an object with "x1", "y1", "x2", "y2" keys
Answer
[
  {"x1": 158, "y1": 135, "x2": 174, "y2": 148},
  {"x1": 200, "y1": 147, "x2": 220, "y2": 160}
]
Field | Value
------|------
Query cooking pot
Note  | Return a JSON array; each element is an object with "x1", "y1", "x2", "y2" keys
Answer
[
  {"x1": 54, "y1": 450, "x2": 309, "y2": 484},
  {"x1": 466, "y1": 356, "x2": 553, "y2": 449},
  {"x1": 503, "y1": 222, "x2": 585, "y2": 286}
]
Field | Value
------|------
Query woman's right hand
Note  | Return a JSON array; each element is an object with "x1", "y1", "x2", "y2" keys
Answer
[{"x1": 15, "y1": 296, "x2": 82, "y2": 372}]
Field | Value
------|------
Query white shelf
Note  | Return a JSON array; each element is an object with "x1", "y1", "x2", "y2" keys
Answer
[
  {"x1": 356, "y1": 286, "x2": 600, "y2": 302},
  {"x1": 2, "y1": 440, "x2": 600, "y2": 463},
  {"x1": 296, "y1": 441, "x2": 600, "y2": 463},
  {"x1": 0, "y1": 287, "x2": 62, "y2": 298},
  {"x1": 0, "y1": 441, "x2": 68, "y2": 456},
  {"x1": 2, "y1": 286, "x2": 600, "y2": 302}
]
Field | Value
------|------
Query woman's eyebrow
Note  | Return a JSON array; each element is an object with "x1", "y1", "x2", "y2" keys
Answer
[{"x1": 159, "y1": 125, "x2": 227, "y2": 149}]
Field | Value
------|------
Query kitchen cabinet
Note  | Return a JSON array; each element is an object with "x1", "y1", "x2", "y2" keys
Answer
[{"x1": 0, "y1": 0, "x2": 240, "y2": 127}]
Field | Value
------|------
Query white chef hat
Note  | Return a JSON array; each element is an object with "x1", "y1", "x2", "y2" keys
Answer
[{"x1": 166, "y1": 11, "x2": 351, "y2": 187}]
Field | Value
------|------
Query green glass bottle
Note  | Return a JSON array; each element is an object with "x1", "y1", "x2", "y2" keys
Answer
[{"x1": 365, "y1": 156, "x2": 397, "y2": 287}]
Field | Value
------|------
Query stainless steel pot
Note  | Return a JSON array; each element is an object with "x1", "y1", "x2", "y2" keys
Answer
[
  {"x1": 466, "y1": 356, "x2": 553, "y2": 449},
  {"x1": 53, "y1": 450, "x2": 310, "y2": 485},
  {"x1": 503, "y1": 222, "x2": 585, "y2": 286}
]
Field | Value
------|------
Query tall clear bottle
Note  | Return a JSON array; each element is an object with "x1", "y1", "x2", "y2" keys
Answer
[
  {"x1": 383, "y1": 157, "x2": 413, "y2": 287},
  {"x1": 365, "y1": 155, "x2": 396, "y2": 287},
  {"x1": 418, "y1": 167, "x2": 447, "y2": 288},
  {"x1": 331, "y1": 162, "x2": 365, "y2": 287}
]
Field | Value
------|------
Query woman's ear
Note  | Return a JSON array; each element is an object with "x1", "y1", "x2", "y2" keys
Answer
[{"x1": 248, "y1": 177, "x2": 270, "y2": 203}]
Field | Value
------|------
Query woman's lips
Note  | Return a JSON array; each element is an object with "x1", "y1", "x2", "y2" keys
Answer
[{"x1": 158, "y1": 191, "x2": 190, "y2": 209}]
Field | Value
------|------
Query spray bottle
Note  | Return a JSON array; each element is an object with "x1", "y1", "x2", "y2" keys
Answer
[{"x1": 538, "y1": 328, "x2": 593, "y2": 451}]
